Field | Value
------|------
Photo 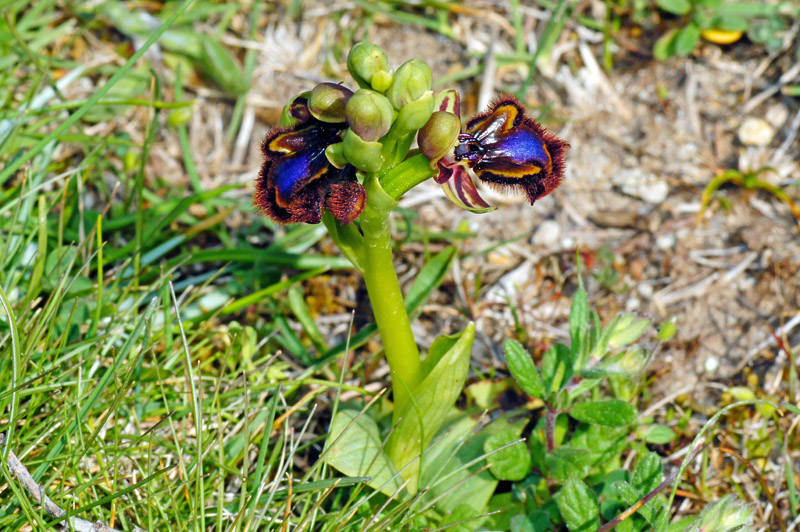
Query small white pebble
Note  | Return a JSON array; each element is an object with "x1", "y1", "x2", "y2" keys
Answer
[
  {"x1": 638, "y1": 180, "x2": 669, "y2": 204},
  {"x1": 637, "y1": 283, "x2": 654, "y2": 299},
  {"x1": 765, "y1": 104, "x2": 788, "y2": 129},
  {"x1": 533, "y1": 220, "x2": 561, "y2": 248},
  {"x1": 625, "y1": 298, "x2": 641, "y2": 312},
  {"x1": 656, "y1": 233, "x2": 676, "y2": 250},
  {"x1": 738, "y1": 117, "x2": 775, "y2": 146},
  {"x1": 704, "y1": 356, "x2": 719, "y2": 373}
]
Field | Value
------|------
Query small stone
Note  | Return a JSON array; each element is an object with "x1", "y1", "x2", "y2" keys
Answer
[
  {"x1": 485, "y1": 262, "x2": 532, "y2": 302},
  {"x1": 629, "y1": 257, "x2": 646, "y2": 280},
  {"x1": 656, "y1": 233, "x2": 675, "y2": 250},
  {"x1": 738, "y1": 117, "x2": 775, "y2": 146},
  {"x1": 765, "y1": 104, "x2": 788, "y2": 129},
  {"x1": 637, "y1": 283, "x2": 654, "y2": 299},
  {"x1": 611, "y1": 168, "x2": 669, "y2": 204},
  {"x1": 533, "y1": 220, "x2": 561, "y2": 248},
  {"x1": 487, "y1": 249, "x2": 515, "y2": 267},
  {"x1": 704, "y1": 356, "x2": 719, "y2": 373},
  {"x1": 625, "y1": 298, "x2": 640, "y2": 312}
]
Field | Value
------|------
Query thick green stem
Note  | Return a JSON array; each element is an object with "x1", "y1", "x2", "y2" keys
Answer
[
  {"x1": 359, "y1": 176, "x2": 422, "y2": 416},
  {"x1": 380, "y1": 153, "x2": 435, "y2": 200}
]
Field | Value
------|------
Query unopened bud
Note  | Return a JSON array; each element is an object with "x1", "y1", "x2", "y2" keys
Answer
[
  {"x1": 394, "y1": 90, "x2": 434, "y2": 132},
  {"x1": 386, "y1": 59, "x2": 432, "y2": 109},
  {"x1": 607, "y1": 314, "x2": 651, "y2": 349},
  {"x1": 347, "y1": 42, "x2": 391, "y2": 90},
  {"x1": 346, "y1": 89, "x2": 393, "y2": 142},
  {"x1": 308, "y1": 82, "x2": 352, "y2": 123},
  {"x1": 418, "y1": 111, "x2": 460, "y2": 166}
]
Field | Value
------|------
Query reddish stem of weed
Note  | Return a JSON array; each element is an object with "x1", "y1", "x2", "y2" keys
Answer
[{"x1": 545, "y1": 405, "x2": 557, "y2": 451}]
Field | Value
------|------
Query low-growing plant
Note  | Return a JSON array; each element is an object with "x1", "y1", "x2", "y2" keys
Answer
[
  {"x1": 484, "y1": 280, "x2": 748, "y2": 531},
  {"x1": 653, "y1": 0, "x2": 798, "y2": 59},
  {"x1": 697, "y1": 166, "x2": 800, "y2": 225},
  {"x1": 251, "y1": 41, "x2": 757, "y2": 531}
]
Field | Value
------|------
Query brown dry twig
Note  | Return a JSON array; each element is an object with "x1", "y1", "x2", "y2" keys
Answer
[
  {"x1": 0, "y1": 433, "x2": 145, "y2": 532},
  {"x1": 720, "y1": 446, "x2": 788, "y2": 532}
]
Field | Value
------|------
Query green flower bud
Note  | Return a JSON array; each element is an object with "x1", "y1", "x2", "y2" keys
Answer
[
  {"x1": 325, "y1": 142, "x2": 348, "y2": 169},
  {"x1": 394, "y1": 89, "x2": 434, "y2": 132},
  {"x1": 658, "y1": 317, "x2": 677, "y2": 342},
  {"x1": 418, "y1": 111, "x2": 460, "y2": 166},
  {"x1": 345, "y1": 89, "x2": 393, "y2": 142},
  {"x1": 347, "y1": 42, "x2": 391, "y2": 90},
  {"x1": 308, "y1": 82, "x2": 353, "y2": 123},
  {"x1": 386, "y1": 59, "x2": 432, "y2": 109},
  {"x1": 371, "y1": 70, "x2": 393, "y2": 92},
  {"x1": 600, "y1": 346, "x2": 647, "y2": 376},
  {"x1": 343, "y1": 128, "x2": 383, "y2": 172}
]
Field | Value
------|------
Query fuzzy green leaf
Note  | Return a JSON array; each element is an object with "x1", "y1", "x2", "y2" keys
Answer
[
  {"x1": 545, "y1": 446, "x2": 593, "y2": 481},
  {"x1": 653, "y1": 28, "x2": 680, "y2": 60},
  {"x1": 640, "y1": 424, "x2": 676, "y2": 444},
  {"x1": 569, "y1": 287, "x2": 589, "y2": 360},
  {"x1": 557, "y1": 479, "x2": 600, "y2": 532},
  {"x1": 569, "y1": 400, "x2": 636, "y2": 427},
  {"x1": 674, "y1": 24, "x2": 700, "y2": 56},
  {"x1": 484, "y1": 427, "x2": 531, "y2": 481},
  {"x1": 656, "y1": 0, "x2": 691, "y2": 15},
  {"x1": 632, "y1": 452, "x2": 663, "y2": 493},
  {"x1": 504, "y1": 339, "x2": 545, "y2": 399}
]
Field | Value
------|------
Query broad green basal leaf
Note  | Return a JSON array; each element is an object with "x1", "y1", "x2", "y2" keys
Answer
[
  {"x1": 325, "y1": 409, "x2": 404, "y2": 496},
  {"x1": 386, "y1": 322, "x2": 475, "y2": 492}
]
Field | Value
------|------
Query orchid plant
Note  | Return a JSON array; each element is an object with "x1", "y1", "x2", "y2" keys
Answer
[{"x1": 254, "y1": 42, "x2": 568, "y2": 498}]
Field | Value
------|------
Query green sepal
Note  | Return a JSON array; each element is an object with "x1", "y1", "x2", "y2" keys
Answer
[
  {"x1": 371, "y1": 70, "x2": 393, "y2": 92},
  {"x1": 324, "y1": 142, "x2": 348, "y2": 169},
  {"x1": 342, "y1": 128, "x2": 384, "y2": 173},
  {"x1": 395, "y1": 90, "x2": 434, "y2": 132},
  {"x1": 280, "y1": 91, "x2": 311, "y2": 127}
]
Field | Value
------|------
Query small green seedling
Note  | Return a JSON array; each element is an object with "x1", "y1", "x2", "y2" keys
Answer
[{"x1": 697, "y1": 167, "x2": 800, "y2": 225}]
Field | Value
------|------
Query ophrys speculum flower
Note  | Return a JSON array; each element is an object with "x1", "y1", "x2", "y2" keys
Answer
[
  {"x1": 420, "y1": 91, "x2": 568, "y2": 212},
  {"x1": 254, "y1": 92, "x2": 366, "y2": 225}
]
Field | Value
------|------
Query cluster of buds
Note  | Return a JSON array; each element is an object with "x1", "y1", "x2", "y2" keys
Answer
[{"x1": 254, "y1": 41, "x2": 568, "y2": 225}]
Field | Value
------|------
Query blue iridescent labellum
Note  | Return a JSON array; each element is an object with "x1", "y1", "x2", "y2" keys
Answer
[
  {"x1": 254, "y1": 96, "x2": 366, "y2": 225},
  {"x1": 457, "y1": 96, "x2": 568, "y2": 204}
]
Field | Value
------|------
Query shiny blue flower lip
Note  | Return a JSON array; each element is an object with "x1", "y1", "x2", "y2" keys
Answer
[
  {"x1": 254, "y1": 97, "x2": 366, "y2": 225},
  {"x1": 424, "y1": 93, "x2": 568, "y2": 212},
  {"x1": 458, "y1": 95, "x2": 568, "y2": 204}
]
